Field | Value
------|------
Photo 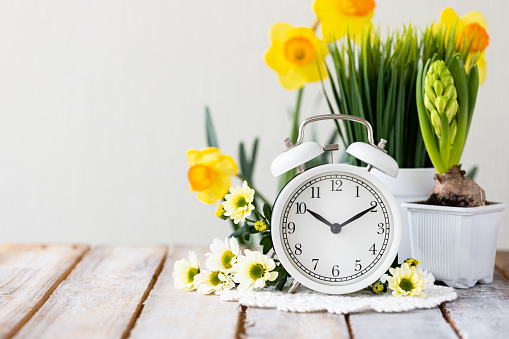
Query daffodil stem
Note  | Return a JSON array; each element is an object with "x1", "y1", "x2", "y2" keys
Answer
[
  {"x1": 279, "y1": 87, "x2": 305, "y2": 190},
  {"x1": 236, "y1": 174, "x2": 271, "y2": 206},
  {"x1": 290, "y1": 87, "x2": 304, "y2": 144}
]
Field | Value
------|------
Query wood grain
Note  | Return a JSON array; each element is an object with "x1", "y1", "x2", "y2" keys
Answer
[
  {"x1": 244, "y1": 308, "x2": 350, "y2": 339},
  {"x1": 442, "y1": 269, "x2": 509, "y2": 339},
  {"x1": 349, "y1": 308, "x2": 458, "y2": 339},
  {"x1": 0, "y1": 244, "x2": 88, "y2": 339},
  {"x1": 495, "y1": 250, "x2": 509, "y2": 280},
  {"x1": 13, "y1": 245, "x2": 166, "y2": 339},
  {"x1": 129, "y1": 245, "x2": 240, "y2": 339}
]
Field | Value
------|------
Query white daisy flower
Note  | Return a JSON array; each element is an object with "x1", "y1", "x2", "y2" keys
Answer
[
  {"x1": 233, "y1": 249, "x2": 278, "y2": 292},
  {"x1": 205, "y1": 237, "x2": 240, "y2": 273},
  {"x1": 222, "y1": 181, "x2": 255, "y2": 224},
  {"x1": 194, "y1": 270, "x2": 235, "y2": 294},
  {"x1": 172, "y1": 251, "x2": 200, "y2": 291},
  {"x1": 387, "y1": 263, "x2": 427, "y2": 298}
]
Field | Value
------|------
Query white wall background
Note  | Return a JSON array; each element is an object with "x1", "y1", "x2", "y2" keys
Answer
[{"x1": 1, "y1": 0, "x2": 508, "y2": 248}]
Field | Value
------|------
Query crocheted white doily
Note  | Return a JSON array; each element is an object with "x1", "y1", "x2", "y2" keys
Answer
[{"x1": 218, "y1": 272, "x2": 457, "y2": 314}]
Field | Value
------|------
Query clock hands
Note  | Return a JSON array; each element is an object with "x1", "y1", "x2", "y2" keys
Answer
[
  {"x1": 306, "y1": 205, "x2": 377, "y2": 234},
  {"x1": 306, "y1": 209, "x2": 342, "y2": 234}
]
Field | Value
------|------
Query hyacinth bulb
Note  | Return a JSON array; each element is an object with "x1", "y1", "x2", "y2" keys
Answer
[{"x1": 424, "y1": 60, "x2": 459, "y2": 140}]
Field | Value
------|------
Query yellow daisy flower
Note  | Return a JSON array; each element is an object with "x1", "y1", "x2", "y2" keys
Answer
[
  {"x1": 232, "y1": 250, "x2": 278, "y2": 292},
  {"x1": 254, "y1": 220, "x2": 267, "y2": 232},
  {"x1": 205, "y1": 237, "x2": 240, "y2": 273},
  {"x1": 187, "y1": 147, "x2": 237, "y2": 204},
  {"x1": 194, "y1": 270, "x2": 235, "y2": 295},
  {"x1": 387, "y1": 263, "x2": 427, "y2": 298},
  {"x1": 172, "y1": 251, "x2": 200, "y2": 291},
  {"x1": 404, "y1": 258, "x2": 422, "y2": 268},
  {"x1": 222, "y1": 181, "x2": 255, "y2": 224},
  {"x1": 313, "y1": 0, "x2": 375, "y2": 43},
  {"x1": 265, "y1": 23, "x2": 328, "y2": 90}
]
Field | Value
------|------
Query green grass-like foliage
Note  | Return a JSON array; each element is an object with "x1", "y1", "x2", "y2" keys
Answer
[{"x1": 323, "y1": 24, "x2": 474, "y2": 168}]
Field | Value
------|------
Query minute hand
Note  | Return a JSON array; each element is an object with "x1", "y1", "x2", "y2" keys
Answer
[{"x1": 339, "y1": 205, "x2": 376, "y2": 227}]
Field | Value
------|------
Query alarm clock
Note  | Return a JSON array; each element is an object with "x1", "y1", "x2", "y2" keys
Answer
[{"x1": 270, "y1": 114, "x2": 401, "y2": 294}]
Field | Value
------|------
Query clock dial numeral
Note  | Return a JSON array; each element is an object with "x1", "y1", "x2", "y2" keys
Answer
[
  {"x1": 295, "y1": 243, "x2": 303, "y2": 255},
  {"x1": 355, "y1": 259, "x2": 362, "y2": 272},
  {"x1": 377, "y1": 223, "x2": 384, "y2": 234},
  {"x1": 369, "y1": 243, "x2": 377, "y2": 255},
  {"x1": 287, "y1": 222, "x2": 296, "y2": 234},
  {"x1": 355, "y1": 185, "x2": 360, "y2": 198},
  {"x1": 332, "y1": 265, "x2": 340, "y2": 277},
  {"x1": 370, "y1": 201, "x2": 378, "y2": 212},
  {"x1": 311, "y1": 187, "x2": 321, "y2": 198},
  {"x1": 312, "y1": 258, "x2": 319, "y2": 270},
  {"x1": 295, "y1": 202, "x2": 307, "y2": 214},
  {"x1": 331, "y1": 179, "x2": 343, "y2": 191}
]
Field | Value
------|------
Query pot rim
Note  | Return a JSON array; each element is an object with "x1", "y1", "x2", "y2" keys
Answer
[{"x1": 402, "y1": 201, "x2": 506, "y2": 215}]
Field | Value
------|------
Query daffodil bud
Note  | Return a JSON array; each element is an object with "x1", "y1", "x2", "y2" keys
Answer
[{"x1": 431, "y1": 110, "x2": 442, "y2": 138}]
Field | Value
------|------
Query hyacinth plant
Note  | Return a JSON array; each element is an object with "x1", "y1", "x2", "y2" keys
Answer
[{"x1": 416, "y1": 50, "x2": 485, "y2": 207}]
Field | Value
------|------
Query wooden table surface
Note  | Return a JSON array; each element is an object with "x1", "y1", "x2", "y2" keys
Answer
[{"x1": 0, "y1": 244, "x2": 508, "y2": 339}]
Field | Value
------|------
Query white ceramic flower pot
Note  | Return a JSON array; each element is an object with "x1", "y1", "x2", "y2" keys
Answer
[
  {"x1": 402, "y1": 202, "x2": 506, "y2": 288},
  {"x1": 373, "y1": 168, "x2": 436, "y2": 263}
]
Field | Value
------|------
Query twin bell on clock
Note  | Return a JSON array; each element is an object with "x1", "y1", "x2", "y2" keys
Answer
[{"x1": 270, "y1": 114, "x2": 402, "y2": 295}]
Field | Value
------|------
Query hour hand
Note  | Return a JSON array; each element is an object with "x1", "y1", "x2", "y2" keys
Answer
[{"x1": 307, "y1": 209, "x2": 333, "y2": 228}]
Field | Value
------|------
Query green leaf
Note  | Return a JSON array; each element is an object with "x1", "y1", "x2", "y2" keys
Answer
[
  {"x1": 260, "y1": 235, "x2": 272, "y2": 254},
  {"x1": 416, "y1": 59, "x2": 447, "y2": 173},
  {"x1": 239, "y1": 142, "x2": 249, "y2": 182},
  {"x1": 466, "y1": 64, "x2": 479, "y2": 138},
  {"x1": 243, "y1": 232, "x2": 251, "y2": 242},
  {"x1": 205, "y1": 107, "x2": 219, "y2": 148},
  {"x1": 275, "y1": 277, "x2": 287, "y2": 291},
  {"x1": 262, "y1": 203, "x2": 272, "y2": 222},
  {"x1": 466, "y1": 165, "x2": 478, "y2": 179},
  {"x1": 448, "y1": 54, "x2": 469, "y2": 166},
  {"x1": 229, "y1": 226, "x2": 246, "y2": 238}
]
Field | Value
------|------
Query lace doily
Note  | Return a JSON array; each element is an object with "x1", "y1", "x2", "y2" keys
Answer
[{"x1": 218, "y1": 272, "x2": 457, "y2": 314}]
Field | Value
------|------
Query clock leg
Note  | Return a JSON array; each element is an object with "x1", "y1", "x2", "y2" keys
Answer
[{"x1": 288, "y1": 280, "x2": 301, "y2": 293}]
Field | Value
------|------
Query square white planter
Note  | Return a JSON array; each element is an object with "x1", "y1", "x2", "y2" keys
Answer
[{"x1": 402, "y1": 202, "x2": 506, "y2": 288}]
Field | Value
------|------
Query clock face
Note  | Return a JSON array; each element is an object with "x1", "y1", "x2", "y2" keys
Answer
[{"x1": 272, "y1": 164, "x2": 400, "y2": 294}]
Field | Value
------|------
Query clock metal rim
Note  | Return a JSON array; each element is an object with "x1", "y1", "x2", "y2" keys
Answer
[{"x1": 271, "y1": 163, "x2": 401, "y2": 295}]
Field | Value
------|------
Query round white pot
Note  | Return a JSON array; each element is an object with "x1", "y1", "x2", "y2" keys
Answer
[
  {"x1": 373, "y1": 168, "x2": 435, "y2": 262},
  {"x1": 402, "y1": 202, "x2": 506, "y2": 288}
]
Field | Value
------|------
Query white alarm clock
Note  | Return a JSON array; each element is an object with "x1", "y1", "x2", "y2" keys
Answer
[{"x1": 270, "y1": 114, "x2": 401, "y2": 294}]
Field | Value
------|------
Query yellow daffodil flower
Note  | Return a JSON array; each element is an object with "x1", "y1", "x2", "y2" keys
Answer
[
  {"x1": 187, "y1": 147, "x2": 237, "y2": 204},
  {"x1": 435, "y1": 8, "x2": 489, "y2": 84},
  {"x1": 265, "y1": 23, "x2": 328, "y2": 90},
  {"x1": 313, "y1": 0, "x2": 375, "y2": 43}
]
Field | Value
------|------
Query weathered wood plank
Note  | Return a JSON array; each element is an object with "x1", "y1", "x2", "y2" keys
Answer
[
  {"x1": 0, "y1": 244, "x2": 88, "y2": 339},
  {"x1": 129, "y1": 245, "x2": 240, "y2": 339},
  {"x1": 13, "y1": 245, "x2": 166, "y2": 339},
  {"x1": 349, "y1": 307, "x2": 458, "y2": 339},
  {"x1": 244, "y1": 307, "x2": 350, "y2": 339},
  {"x1": 443, "y1": 269, "x2": 509, "y2": 339},
  {"x1": 495, "y1": 250, "x2": 509, "y2": 280}
]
